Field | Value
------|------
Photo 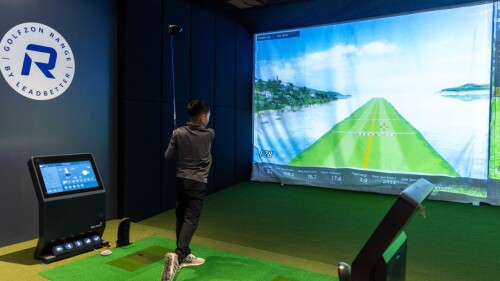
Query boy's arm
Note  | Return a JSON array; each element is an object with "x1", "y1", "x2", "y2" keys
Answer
[{"x1": 164, "y1": 130, "x2": 177, "y2": 160}]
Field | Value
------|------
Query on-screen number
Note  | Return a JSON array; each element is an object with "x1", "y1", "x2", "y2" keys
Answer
[
  {"x1": 259, "y1": 150, "x2": 274, "y2": 158},
  {"x1": 332, "y1": 176, "x2": 342, "y2": 182}
]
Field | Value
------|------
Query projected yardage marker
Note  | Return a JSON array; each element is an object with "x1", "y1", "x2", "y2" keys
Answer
[{"x1": 380, "y1": 122, "x2": 389, "y2": 131}]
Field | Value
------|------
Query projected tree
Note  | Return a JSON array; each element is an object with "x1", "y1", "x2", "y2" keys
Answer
[{"x1": 254, "y1": 78, "x2": 350, "y2": 112}]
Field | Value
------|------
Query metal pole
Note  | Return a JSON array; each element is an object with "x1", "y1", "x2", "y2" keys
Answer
[{"x1": 170, "y1": 35, "x2": 177, "y2": 129}]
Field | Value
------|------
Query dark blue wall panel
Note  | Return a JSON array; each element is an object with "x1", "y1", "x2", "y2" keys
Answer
[
  {"x1": 190, "y1": 6, "x2": 215, "y2": 104},
  {"x1": 124, "y1": 0, "x2": 162, "y2": 102},
  {"x1": 235, "y1": 108, "x2": 253, "y2": 182},
  {"x1": 123, "y1": 101, "x2": 162, "y2": 220},
  {"x1": 119, "y1": 0, "x2": 163, "y2": 220},
  {"x1": 215, "y1": 16, "x2": 236, "y2": 107},
  {"x1": 121, "y1": 0, "x2": 254, "y2": 219},
  {"x1": 234, "y1": 24, "x2": 253, "y2": 183},
  {"x1": 213, "y1": 106, "x2": 236, "y2": 191},
  {"x1": 0, "y1": 0, "x2": 117, "y2": 246},
  {"x1": 235, "y1": 25, "x2": 253, "y2": 110}
]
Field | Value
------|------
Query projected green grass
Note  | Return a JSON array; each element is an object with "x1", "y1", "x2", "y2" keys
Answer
[
  {"x1": 489, "y1": 97, "x2": 500, "y2": 180},
  {"x1": 289, "y1": 98, "x2": 460, "y2": 177}
]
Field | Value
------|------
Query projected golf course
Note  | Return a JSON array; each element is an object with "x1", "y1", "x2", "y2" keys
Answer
[{"x1": 289, "y1": 98, "x2": 460, "y2": 177}]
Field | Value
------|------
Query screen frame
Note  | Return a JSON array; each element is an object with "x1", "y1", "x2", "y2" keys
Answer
[
  {"x1": 251, "y1": 1, "x2": 494, "y2": 203},
  {"x1": 30, "y1": 153, "x2": 104, "y2": 199}
]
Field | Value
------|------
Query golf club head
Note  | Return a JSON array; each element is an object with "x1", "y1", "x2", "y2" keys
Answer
[{"x1": 169, "y1": 25, "x2": 182, "y2": 35}]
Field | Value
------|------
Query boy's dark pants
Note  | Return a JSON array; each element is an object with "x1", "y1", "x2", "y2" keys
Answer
[{"x1": 174, "y1": 177, "x2": 206, "y2": 262}]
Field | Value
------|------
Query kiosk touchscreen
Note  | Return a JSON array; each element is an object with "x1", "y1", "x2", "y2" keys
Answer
[{"x1": 28, "y1": 153, "x2": 109, "y2": 263}]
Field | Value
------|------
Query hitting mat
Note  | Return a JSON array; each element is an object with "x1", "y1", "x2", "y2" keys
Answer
[{"x1": 39, "y1": 236, "x2": 337, "y2": 281}]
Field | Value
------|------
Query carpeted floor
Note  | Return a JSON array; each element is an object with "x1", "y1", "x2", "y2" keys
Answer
[
  {"x1": 141, "y1": 181, "x2": 500, "y2": 281},
  {"x1": 1, "y1": 181, "x2": 499, "y2": 281}
]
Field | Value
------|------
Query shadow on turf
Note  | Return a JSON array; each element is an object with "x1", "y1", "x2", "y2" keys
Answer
[
  {"x1": 0, "y1": 247, "x2": 39, "y2": 265},
  {"x1": 107, "y1": 246, "x2": 172, "y2": 272}
]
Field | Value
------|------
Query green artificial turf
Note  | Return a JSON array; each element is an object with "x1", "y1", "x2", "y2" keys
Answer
[
  {"x1": 289, "y1": 98, "x2": 459, "y2": 177},
  {"x1": 141, "y1": 181, "x2": 500, "y2": 281},
  {"x1": 39, "y1": 236, "x2": 337, "y2": 281}
]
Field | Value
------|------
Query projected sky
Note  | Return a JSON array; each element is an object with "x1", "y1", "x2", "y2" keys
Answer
[{"x1": 255, "y1": 5, "x2": 491, "y2": 96}]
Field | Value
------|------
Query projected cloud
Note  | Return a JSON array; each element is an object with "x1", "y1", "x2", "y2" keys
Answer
[{"x1": 255, "y1": 7, "x2": 491, "y2": 96}]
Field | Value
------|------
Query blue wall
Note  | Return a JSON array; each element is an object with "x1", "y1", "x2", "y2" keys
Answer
[
  {"x1": 0, "y1": 0, "x2": 117, "y2": 247},
  {"x1": 119, "y1": 0, "x2": 253, "y2": 221}
]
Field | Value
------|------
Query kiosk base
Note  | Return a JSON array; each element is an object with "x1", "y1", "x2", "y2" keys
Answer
[{"x1": 38, "y1": 240, "x2": 110, "y2": 264}]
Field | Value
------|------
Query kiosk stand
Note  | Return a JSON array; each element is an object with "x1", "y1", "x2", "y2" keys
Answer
[
  {"x1": 28, "y1": 153, "x2": 109, "y2": 263},
  {"x1": 338, "y1": 178, "x2": 435, "y2": 281}
]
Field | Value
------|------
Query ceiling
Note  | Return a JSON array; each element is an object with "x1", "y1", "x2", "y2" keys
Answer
[
  {"x1": 188, "y1": 0, "x2": 295, "y2": 11},
  {"x1": 186, "y1": 0, "x2": 356, "y2": 32}
]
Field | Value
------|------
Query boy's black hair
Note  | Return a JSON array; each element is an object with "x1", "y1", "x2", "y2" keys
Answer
[{"x1": 187, "y1": 100, "x2": 210, "y2": 118}]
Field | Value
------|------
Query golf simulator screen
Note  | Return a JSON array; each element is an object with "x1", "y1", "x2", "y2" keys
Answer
[{"x1": 251, "y1": 2, "x2": 500, "y2": 204}]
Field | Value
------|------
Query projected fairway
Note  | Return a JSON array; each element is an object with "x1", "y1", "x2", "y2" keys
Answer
[{"x1": 289, "y1": 98, "x2": 460, "y2": 177}]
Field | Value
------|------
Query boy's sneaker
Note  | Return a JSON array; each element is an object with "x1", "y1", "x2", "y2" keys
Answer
[
  {"x1": 180, "y1": 254, "x2": 205, "y2": 267},
  {"x1": 161, "y1": 253, "x2": 179, "y2": 281}
]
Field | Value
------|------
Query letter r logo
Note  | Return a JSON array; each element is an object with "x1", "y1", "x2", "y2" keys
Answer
[
  {"x1": 21, "y1": 44, "x2": 57, "y2": 79},
  {"x1": 1, "y1": 23, "x2": 75, "y2": 100}
]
